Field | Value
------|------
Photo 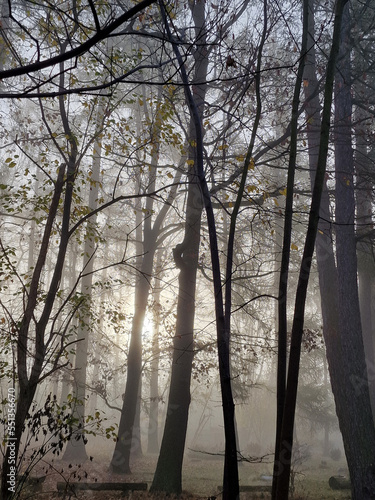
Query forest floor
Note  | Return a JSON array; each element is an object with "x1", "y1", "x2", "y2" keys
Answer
[{"x1": 18, "y1": 448, "x2": 352, "y2": 499}]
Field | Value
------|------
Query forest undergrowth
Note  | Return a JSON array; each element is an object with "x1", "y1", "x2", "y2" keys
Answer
[{"x1": 14, "y1": 448, "x2": 352, "y2": 500}]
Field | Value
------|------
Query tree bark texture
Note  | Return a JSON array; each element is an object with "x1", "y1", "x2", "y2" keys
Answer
[
  {"x1": 333, "y1": 4, "x2": 375, "y2": 497},
  {"x1": 354, "y1": 74, "x2": 375, "y2": 416},
  {"x1": 303, "y1": 2, "x2": 375, "y2": 499}
]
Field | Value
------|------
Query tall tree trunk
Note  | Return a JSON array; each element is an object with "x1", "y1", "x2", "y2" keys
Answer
[
  {"x1": 302, "y1": 2, "x2": 375, "y2": 498},
  {"x1": 59, "y1": 240, "x2": 78, "y2": 408},
  {"x1": 333, "y1": 4, "x2": 375, "y2": 497},
  {"x1": 271, "y1": 0, "x2": 308, "y2": 495},
  {"x1": 111, "y1": 98, "x2": 153, "y2": 474},
  {"x1": 150, "y1": 0, "x2": 208, "y2": 493},
  {"x1": 275, "y1": 1, "x2": 348, "y2": 497},
  {"x1": 111, "y1": 230, "x2": 156, "y2": 472},
  {"x1": 150, "y1": 179, "x2": 202, "y2": 493},
  {"x1": 354, "y1": 85, "x2": 375, "y2": 417},
  {"x1": 131, "y1": 158, "x2": 145, "y2": 460},
  {"x1": 303, "y1": 0, "x2": 341, "y2": 449}
]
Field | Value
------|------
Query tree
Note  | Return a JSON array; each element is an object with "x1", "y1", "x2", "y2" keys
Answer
[
  {"x1": 147, "y1": 249, "x2": 164, "y2": 454},
  {"x1": 153, "y1": 0, "x2": 268, "y2": 496},
  {"x1": 352, "y1": 0, "x2": 375, "y2": 417},
  {"x1": 274, "y1": 0, "x2": 349, "y2": 497},
  {"x1": 0, "y1": 95, "x2": 79, "y2": 499},
  {"x1": 62, "y1": 94, "x2": 106, "y2": 463},
  {"x1": 150, "y1": 0, "x2": 207, "y2": 487},
  {"x1": 272, "y1": 0, "x2": 309, "y2": 494},
  {"x1": 332, "y1": 2, "x2": 375, "y2": 496},
  {"x1": 2, "y1": 1, "x2": 375, "y2": 498},
  {"x1": 0, "y1": 0, "x2": 158, "y2": 95},
  {"x1": 275, "y1": 0, "x2": 375, "y2": 498},
  {"x1": 111, "y1": 84, "x2": 183, "y2": 473},
  {"x1": 0, "y1": 3, "x2": 165, "y2": 497}
]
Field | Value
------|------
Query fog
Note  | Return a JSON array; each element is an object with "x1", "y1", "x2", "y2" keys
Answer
[{"x1": 1, "y1": 0, "x2": 375, "y2": 498}]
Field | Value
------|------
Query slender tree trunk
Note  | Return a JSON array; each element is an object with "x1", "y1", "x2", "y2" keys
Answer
[
  {"x1": 131, "y1": 161, "x2": 145, "y2": 460},
  {"x1": 275, "y1": 2, "x2": 348, "y2": 497},
  {"x1": 111, "y1": 240, "x2": 155, "y2": 472},
  {"x1": 271, "y1": 0, "x2": 308, "y2": 495},
  {"x1": 132, "y1": 382, "x2": 143, "y2": 458},
  {"x1": 59, "y1": 240, "x2": 78, "y2": 407},
  {"x1": 111, "y1": 99, "x2": 154, "y2": 474},
  {"x1": 303, "y1": 0, "x2": 343, "y2": 474}
]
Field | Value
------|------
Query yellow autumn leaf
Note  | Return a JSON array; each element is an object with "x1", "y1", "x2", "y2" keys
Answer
[{"x1": 291, "y1": 243, "x2": 298, "y2": 251}]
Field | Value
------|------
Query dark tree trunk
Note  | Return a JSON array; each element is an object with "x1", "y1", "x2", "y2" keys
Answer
[
  {"x1": 275, "y1": 1, "x2": 348, "y2": 497},
  {"x1": 303, "y1": 2, "x2": 375, "y2": 498},
  {"x1": 271, "y1": 0, "x2": 308, "y2": 495},
  {"x1": 150, "y1": 180, "x2": 202, "y2": 493},
  {"x1": 354, "y1": 86, "x2": 375, "y2": 417},
  {"x1": 111, "y1": 246, "x2": 155, "y2": 473},
  {"x1": 333, "y1": 4, "x2": 375, "y2": 497},
  {"x1": 150, "y1": 0, "x2": 208, "y2": 494}
]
